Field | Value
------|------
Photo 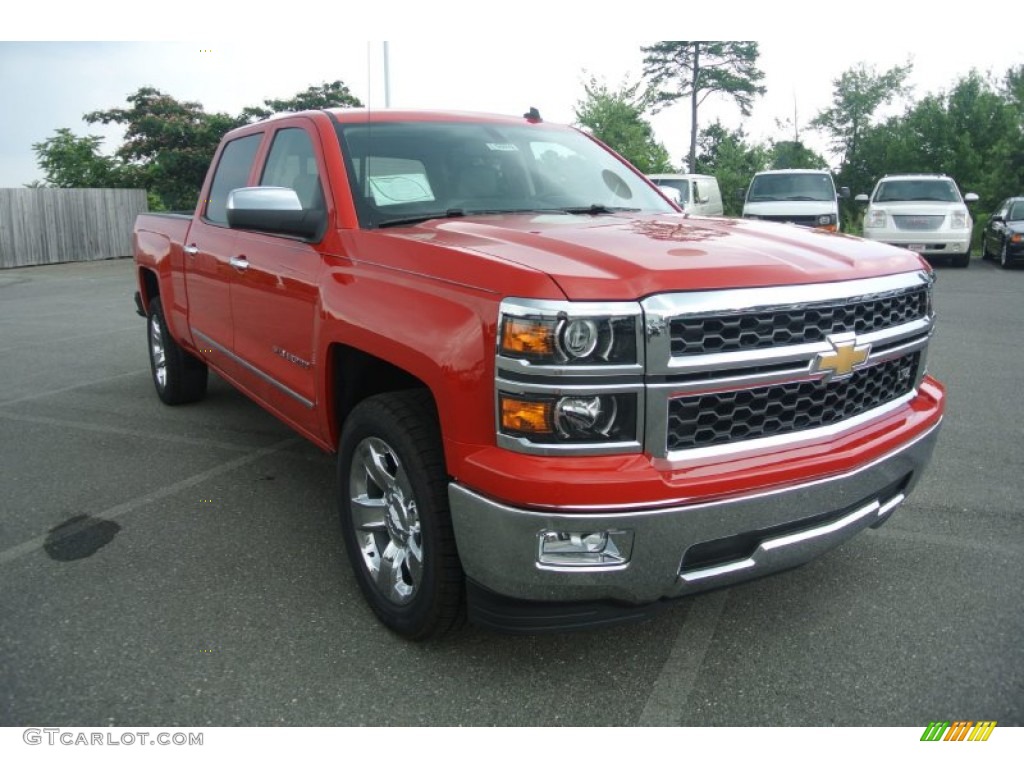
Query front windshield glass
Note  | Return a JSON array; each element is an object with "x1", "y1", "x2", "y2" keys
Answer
[
  {"x1": 653, "y1": 179, "x2": 690, "y2": 203},
  {"x1": 1008, "y1": 201, "x2": 1024, "y2": 221},
  {"x1": 874, "y1": 179, "x2": 960, "y2": 203},
  {"x1": 334, "y1": 120, "x2": 675, "y2": 228},
  {"x1": 747, "y1": 172, "x2": 835, "y2": 202}
]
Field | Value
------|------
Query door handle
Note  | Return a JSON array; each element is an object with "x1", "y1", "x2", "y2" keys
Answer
[
  {"x1": 229, "y1": 255, "x2": 249, "y2": 272},
  {"x1": 184, "y1": 244, "x2": 199, "y2": 256}
]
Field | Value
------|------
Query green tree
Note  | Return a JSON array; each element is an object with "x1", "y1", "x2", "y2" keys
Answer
[
  {"x1": 33, "y1": 79, "x2": 364, "y2": 211},
  {"x1": 31, "y1": 128, "x2": 128, "y2": 188},
  {"x1": 84, "y1": 87, "x2": 242, "y2": 211},
  {"x1": 641, "y1": 41, "x2": 766, "y2": 174},
  {"x1": 574, "y1": 77, "x2": 673, "y2": 174},
  {"x1": 242, "y1": 79, "x2": 363, "y2": 122},
  {"x1": 768, "y1": 140, "x2": 828, "y2": 170},
  {"x1": 810, "y1": 61, "x2": 912, "y2": 169},
  {"x1": 693, "y1": 120, "x2": 769, "y2": 216}
]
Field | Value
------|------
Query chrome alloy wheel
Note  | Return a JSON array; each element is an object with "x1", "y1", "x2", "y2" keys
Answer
[
  {"x1": 348, "y1": 436, "x2": 423, "y2": 605},
  {"x1": 149, "y1": 314, "x2": 168, "y2": 389}
]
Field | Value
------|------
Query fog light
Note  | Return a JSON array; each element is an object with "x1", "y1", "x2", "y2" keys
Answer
[{"x1": 538, "y1": 529, "x2": 633, "y2": 567}]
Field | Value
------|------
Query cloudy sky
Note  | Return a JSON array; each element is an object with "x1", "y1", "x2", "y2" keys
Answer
[{"x1": 3, "y1": 4, "x2": 1022, "y2": 188}]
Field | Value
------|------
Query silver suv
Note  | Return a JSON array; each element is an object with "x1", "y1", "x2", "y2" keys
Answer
[{"x1": 856, "y1": 174, "x2": 978, "y2": 268}]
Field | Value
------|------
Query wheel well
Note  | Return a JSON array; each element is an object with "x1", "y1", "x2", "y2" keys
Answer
[
  {"x1": 329, "y1": 344, "x2": 434, "y2": 441},
  {"x1": 139, "y1": 268, "x2": 159, "y2": 310}
]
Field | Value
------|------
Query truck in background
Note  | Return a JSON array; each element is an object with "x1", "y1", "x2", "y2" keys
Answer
[
  {"x1": 742, "y1": 169, "x2": 849, "y2": 232},
  {"x1": 647, "y1": 173, "x2": 724, "y2": 215}
]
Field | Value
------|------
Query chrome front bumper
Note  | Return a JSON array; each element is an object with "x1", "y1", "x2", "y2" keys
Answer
[{"x1": 449, "y1": 423, "x2": 939, "y2": 605}]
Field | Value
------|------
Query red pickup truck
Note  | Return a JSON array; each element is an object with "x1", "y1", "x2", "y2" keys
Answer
[{"x1": 133, "y1": 108, "x2": 944, "y2": 638}]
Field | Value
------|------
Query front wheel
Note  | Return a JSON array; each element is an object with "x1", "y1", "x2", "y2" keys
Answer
[
  {"x1": 337, "y1": 390, "x2": 464, "y2": 639},
  {"x1": 1001, "y1": 240, "x2": 1012, "y2": 269},
  {"x1": 147, "y1": 297, "x2": 208, "y2": 405},
  {"x1": 952, "y1": 250, "x2": 970, "y2": 268}
]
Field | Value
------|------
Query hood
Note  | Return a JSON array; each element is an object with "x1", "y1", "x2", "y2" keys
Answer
[{"x1": 381, "y1": 212, "x2": 925, "y2": 301}]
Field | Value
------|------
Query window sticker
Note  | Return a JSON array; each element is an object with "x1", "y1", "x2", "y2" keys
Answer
[
  {"x1": 486, "y1": 143, "x2": 519, "y2": 152},
  {"x1": 368, "y1": 174, "x2": 436, "y2": 206}
]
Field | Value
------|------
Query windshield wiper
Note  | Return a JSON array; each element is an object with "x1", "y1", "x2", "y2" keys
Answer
[
  {"x1": 556, "y1": 204, "x2": 641, "y2": 215},
  {"x1": 377, "y1": 209, "x2": 467, "y2": 228}
]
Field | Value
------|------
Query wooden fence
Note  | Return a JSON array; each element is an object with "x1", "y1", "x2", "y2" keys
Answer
[{"x1": 0, "y1": 188, "x2": 148, "y2": 269}]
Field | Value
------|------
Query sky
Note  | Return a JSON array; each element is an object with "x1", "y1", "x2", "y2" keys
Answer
[{"x1": 2, "y1": 4, "x2": 1022, "y2": 189}]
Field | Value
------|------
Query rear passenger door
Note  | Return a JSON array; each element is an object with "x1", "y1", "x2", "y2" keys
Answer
[
  {"x1": 185, "y1": 131, "x2": 263, "y2": 372},
  {"x1": 229, "y1": 119, "x2": 326, "y2": 436}
]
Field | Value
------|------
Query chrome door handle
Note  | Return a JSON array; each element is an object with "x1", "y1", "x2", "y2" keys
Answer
[
  {"x1": 184, "y1": 245, "x2": 199, "y2": 256},
  {"x1": 229, "y1": 256, "x2": 249, "y2": 272}
]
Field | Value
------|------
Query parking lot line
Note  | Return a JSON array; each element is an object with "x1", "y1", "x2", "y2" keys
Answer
[
  {"x1": 0, "y1": 368, "x2": 148, "y2": 407},
  {"x1": 638, "y1": 589, "x2": 729, "y2": 726},
  {"x1": 0, "y1": 437, "x2": 299, "y2": 567}
]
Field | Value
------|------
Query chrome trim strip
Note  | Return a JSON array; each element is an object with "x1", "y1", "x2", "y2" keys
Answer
[
  {"x1": 496, "y1": 434, "x2": 642, "y2": 457},
  {"x1": 877, "y1": 492, "x2": 905, "y2": 518},
  {"x1": 641, "y1": 271, "x2": 931, "y2": 320},
  {"x1": 653, "y1": 391, "x2": 917, "y2": 463},
  {"x1": 653, "y1": 318, "x2": 932, "y2": 376},
  {"x1": 647, "y1": 333, "x2": 930, "y2": 397},
  {"x1": 679, "y1": 499, "x2": 881, "y2": 583},
  {"x1": 192, "y1": 329, "x2": 314, "y2": 409}
]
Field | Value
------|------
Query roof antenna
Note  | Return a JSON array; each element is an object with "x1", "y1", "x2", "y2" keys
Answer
[{"x1": 523, "y1": 107, "x2": 542, "y2": 122}]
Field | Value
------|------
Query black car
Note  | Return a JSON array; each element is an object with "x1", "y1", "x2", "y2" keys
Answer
[{"x1": 981, "y1": 197, "x2": 1024, "y2": 268}]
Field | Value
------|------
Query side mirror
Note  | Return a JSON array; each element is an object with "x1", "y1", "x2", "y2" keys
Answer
[
  {"x1": 838, "y1": 186, "x2": 851, "y2": 199},
  {"x1": 854, "y1": 194, "x2": 869, "y2": 204},
  {"x1": 990, "y1": 214, "x2": 1004, "y2": 223},
  {"x1": 964, "y1": 192, "x2": 979, "y2": 203},
  {"x1": 226, "y1": 187, "x2": 324, "y2": 239}
]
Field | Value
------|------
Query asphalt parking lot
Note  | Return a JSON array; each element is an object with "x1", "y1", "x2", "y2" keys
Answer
[{"x1": 0, "y1": 254, "x2": 1021, "y2": 727}]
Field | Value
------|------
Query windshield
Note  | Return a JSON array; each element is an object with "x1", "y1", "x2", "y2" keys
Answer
[
  {"x1": 653, "y1": 179, "x2": 690, "y2": 203},
  {"x1": 747, "y1": 172, "x2": 835, "y2": 202},
  {"x1": 874, "y1": 179, "x2": 961, "y2": 203},
  {"x1": 334, "y1": 120, "x2": 675, "y2": 228},
  {"x1": 1008, "y1": 201, "x2": 1024, "y2": 221}
]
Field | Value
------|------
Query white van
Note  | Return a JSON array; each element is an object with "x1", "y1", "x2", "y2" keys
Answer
[
  {"x1": 647, "y1": 173, "x2": 724, "y2": 216},
  {"x1": 742, "y1": 169, "x2": 849, "y2": 232}
]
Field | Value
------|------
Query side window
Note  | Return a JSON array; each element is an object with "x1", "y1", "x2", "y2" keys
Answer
[
  {"x1": 260, "y1": 128, "x2": 324, "y2": 210},
  {"x1": 205, "y1": 134, "x2": 262, "y2": 225}
]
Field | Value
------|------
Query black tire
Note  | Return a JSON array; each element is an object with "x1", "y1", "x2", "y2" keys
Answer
[
  {"x1": 337, "y1": 390, "x2": 464, "y2": 639},
  {"x1": 952, "y1": 250, "x2": 970, "y2": 268},
  {"x1": 981, "y1": 233, "x2": 990, "y2": 259},
  {"x1": 146, "y1": 296, "x2": 208, "y2": 405},
  {"x1": 1000, "y1": 240, "x2": 1012, "y2": 269}
]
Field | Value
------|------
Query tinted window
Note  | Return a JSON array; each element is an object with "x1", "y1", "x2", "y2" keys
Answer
[
  {"x1": 205, "y1": 134, "x2": 262, "y2": 224},
  {"x1": 260, "y1": 128, "x2": 324, "y2": 210},
  {"x1": 1008, "y1": 201, "x2": 1024, "y2": 221},
  {"x1": 748, "y1": 173, "x2": 835, "y2": 202},
  {"x1": 874, "y1": 179, "x2": 960, "y2": 203}
]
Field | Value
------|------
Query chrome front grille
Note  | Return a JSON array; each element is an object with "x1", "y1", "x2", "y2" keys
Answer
[
  {"x1": 892, "y1": 214, "x2": 944, "y2": 231},
  {"x1": 669, "y1": 286, "x2": 928, "y2": 356},
  {"x1": 642, "y1": 272, "x2": 934, "y2": 458},
  {"x1": 666, "y1": 353, "x2": 920, "y2": 451}
]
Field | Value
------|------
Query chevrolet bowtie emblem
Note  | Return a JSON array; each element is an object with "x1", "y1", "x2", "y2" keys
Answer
[{"x1": 811, "y1": 333, "x2": 872, "y2": 381}]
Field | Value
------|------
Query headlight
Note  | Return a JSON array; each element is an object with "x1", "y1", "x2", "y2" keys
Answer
[
  {"x1": 865, "y1": 209, "x2": 886, "y2": 228},
  {"x1": 950, "y1": 211, "x2": 968, "y2": 229},
  {"x1": 498, "y1": 302, "x2": 640, "y2": 366},
  {"x1": 498, "y1": 392, "x2": 638, "y2": 444}
]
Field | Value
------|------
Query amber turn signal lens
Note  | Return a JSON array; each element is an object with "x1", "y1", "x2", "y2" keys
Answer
[
  {"x1": 500, "y1": 396, "x2": 553, "y2": 434},
  {"x1": 501, "y1": 318, "x2": 555, "y2": 357}
]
